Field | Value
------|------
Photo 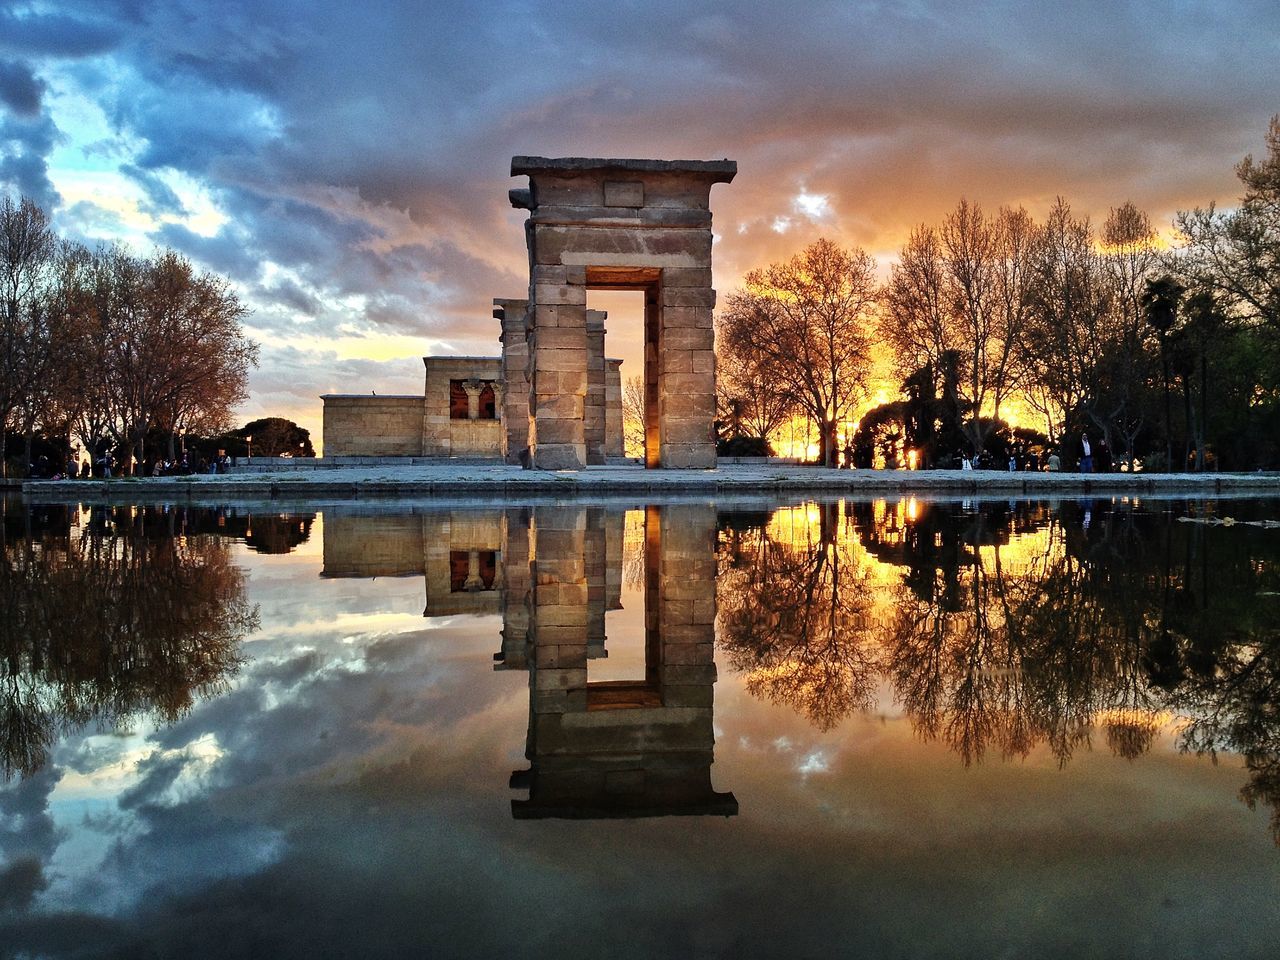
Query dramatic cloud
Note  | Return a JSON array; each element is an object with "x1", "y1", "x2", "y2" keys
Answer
[{"x1": 1, "y1": 0, "x2": 1277, "y2": 439}]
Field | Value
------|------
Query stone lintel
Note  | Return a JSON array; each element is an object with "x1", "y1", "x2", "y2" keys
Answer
[{"x1": 511, "y1": 157, "x2": 737, "y2": 182}]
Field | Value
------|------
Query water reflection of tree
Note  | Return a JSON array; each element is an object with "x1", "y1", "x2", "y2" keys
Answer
[
  {"x1": 719, "y1": 498, "x2": 1280, "y2": 842},
  {"x1": 881, "y1": 502, "x2": 1165, "y2": 766},
  {"x1": 717, "y1": 506, "x2": 878, "y2": 730},
  {"x1": 0, "y1": 505, "x2": 258, "y2": 778}
]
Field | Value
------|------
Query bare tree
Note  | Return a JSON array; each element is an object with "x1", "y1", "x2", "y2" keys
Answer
[
  {"x1": 621, "y1": 375, "x2": 645, "y2": 459},
  {"x1": 1099, "y1": 202, "x2": 1161, "y2": 468},
  {"x1": 882, "y1": 201, "x2": 1032, "y2": 457},
  {"x1": 720, "y1": 238, "x2": 876, "y2": 466},
  {"x1": 1021, "y1": 198, "x2": 1111, "y2": 444},
  {"x1": 714, "y1": 319, "x2": 795, "y2": 443},
  {"x1": 0, "y1": 195, "x2": 56, "y2": 475}
]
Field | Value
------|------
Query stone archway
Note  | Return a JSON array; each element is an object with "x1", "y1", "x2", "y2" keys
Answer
[{"x1": 510, "y1": 157, "x2": 736, "y2": 470}]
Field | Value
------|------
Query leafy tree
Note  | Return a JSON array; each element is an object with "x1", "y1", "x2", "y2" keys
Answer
[
  {"x1": 0, "y1": 505, "x2": 256, "y2": 778},
  {"x1": 232, "y1": 417, "x2": 314, "y2": 458},
  {"x1": 0, "y1": 195, "x2": 258, "y2": 474},
  {"x1": 1175, "y1": 115, "x2": 1280, "y2": 330}
]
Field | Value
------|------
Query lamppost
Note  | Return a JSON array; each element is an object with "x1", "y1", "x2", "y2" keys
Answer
[{"x1": 246, "y1": 435, "x2": 253, "y2": 460}]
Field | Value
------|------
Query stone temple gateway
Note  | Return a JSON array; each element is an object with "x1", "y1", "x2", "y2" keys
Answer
[
  {"x1": 322, "y1": 156, "x2": 735, "y2": 469},
  {"x1": 511, "y1": 157, "x2": 736, "y2": 469}
]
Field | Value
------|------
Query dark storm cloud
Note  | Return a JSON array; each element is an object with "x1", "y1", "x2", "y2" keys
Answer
[
  {"x1": 0, "y1": 857, "x2": 48, "y2": 912},
  {"x1": 0, "y1": 60, "x2": 44, "y2": 117},
  {"x1": 119, "y1": 162, "x2": 185, "y2": 217},
  {"x1": 0, "y1": 766, "x2": 61, "y2": 863},
  {"x1": 0, "y1": 111, "x2": 60, "y2": 210},
  {"x1": 0, "y1": 6, "x2": 122, "y2": 59}
]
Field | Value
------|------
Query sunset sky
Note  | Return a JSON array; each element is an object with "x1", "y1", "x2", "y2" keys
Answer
[{"x1": 1, "y1": 0, "x2": 1277, "y2": 444}]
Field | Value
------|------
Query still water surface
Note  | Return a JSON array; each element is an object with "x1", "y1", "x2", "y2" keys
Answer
[{"x1": 2, "y1": 496, "x2": 1280, "y2": 958}]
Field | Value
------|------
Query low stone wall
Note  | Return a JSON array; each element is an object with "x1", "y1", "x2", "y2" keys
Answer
[{"x1": 322, "y1": 395, "x2": 425, "y2": 457}]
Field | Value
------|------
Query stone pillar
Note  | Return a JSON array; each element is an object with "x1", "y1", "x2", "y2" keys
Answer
[
  {"x1": 462, "y1": 379, "x2": 484, "y2": 421},
  {"x1": 585, "y1": 507, "x2": 608, "y2": 661},
  {"x1": 529, "y1": 265, "x2": 589, "y2": 470},
  {"x1": 658, "y1": 280, "x2": 718, "y2": 469},
  {"x1": 585, "y1": 310, "x2": 608, "y2": 465},
  {"x1": 605, "y1": 359, "x2": 624, "y2": 459},
  {"x1": 496, "y1": 298, "x2": 530, "y2": 464},
  {"x1": 654, "y1": 503, "x2": 718, "y2": 709},
  {"x1": 495, "y1": 507, "x2": 532, "y2": 671},
  {"x1": 422, "y1": 358, "x2": 452, "y2": 456},
  {"x1": 644, "y1": 290, "x2": 661, "y2": 468},
  {"x1": 526, "y1": 506, "x2": 589, "y2": 714},
  {"x1": 604, "y1": 508, "x2": 624, "y2": 612}
]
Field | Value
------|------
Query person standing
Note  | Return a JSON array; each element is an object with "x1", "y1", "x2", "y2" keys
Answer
[{"x1": 1080, "y1": 434, "x2": 1093, "y2": 473}]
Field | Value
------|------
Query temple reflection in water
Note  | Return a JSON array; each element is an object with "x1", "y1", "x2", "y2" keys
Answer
[
  {"x1": 317, "y1": 495, "x2": 1280, "y2": 837},
  {"x1": 320, "y1": 503, "x2": 738, "y2": 819}
]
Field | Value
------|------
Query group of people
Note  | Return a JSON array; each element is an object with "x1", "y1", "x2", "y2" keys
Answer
[
  {"x1": 147, "y1": 453, "x2": 233, "y2": 476},
  {"x1": 27, "y1": 451, "x2": 235, "y2": 479},
  {"x1": 942, "y1": 434, "x2": 1115, "y2": 473}
]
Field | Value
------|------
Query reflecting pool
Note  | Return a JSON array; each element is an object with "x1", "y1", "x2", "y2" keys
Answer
[{"x1": 2, "y1": 496, "x2": 1280, "y2": 958}]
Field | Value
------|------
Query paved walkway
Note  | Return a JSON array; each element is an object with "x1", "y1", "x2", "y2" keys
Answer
[{"x1": 17, "y1": 463, "x2": 1280, "y2": 503}]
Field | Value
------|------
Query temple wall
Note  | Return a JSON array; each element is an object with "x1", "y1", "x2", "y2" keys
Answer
[
  {"x1": 423, "y1": 511, "x2": 505, "y2": 617},
  {"x1": 322, "y1": 396, "x2": 425, "y2": 457}
]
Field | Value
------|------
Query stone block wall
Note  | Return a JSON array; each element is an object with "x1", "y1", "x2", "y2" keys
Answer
[
  {"x1": 321, "y1": 396, "x2": 426, "y2": 457},
  {"x1": 585, "y1": 310, "x2": 607, "y2": 464},
  {"x1": 423, "y1": 511, "x2": 505, "y2": 617},
  {"x1": 422, "y1": 356, "x2": 504, "y2": 458}
]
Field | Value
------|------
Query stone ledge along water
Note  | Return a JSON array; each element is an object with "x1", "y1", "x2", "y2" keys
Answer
[{"x1": 19, "y1": 464, "x2": 1280, "y2": 503}]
